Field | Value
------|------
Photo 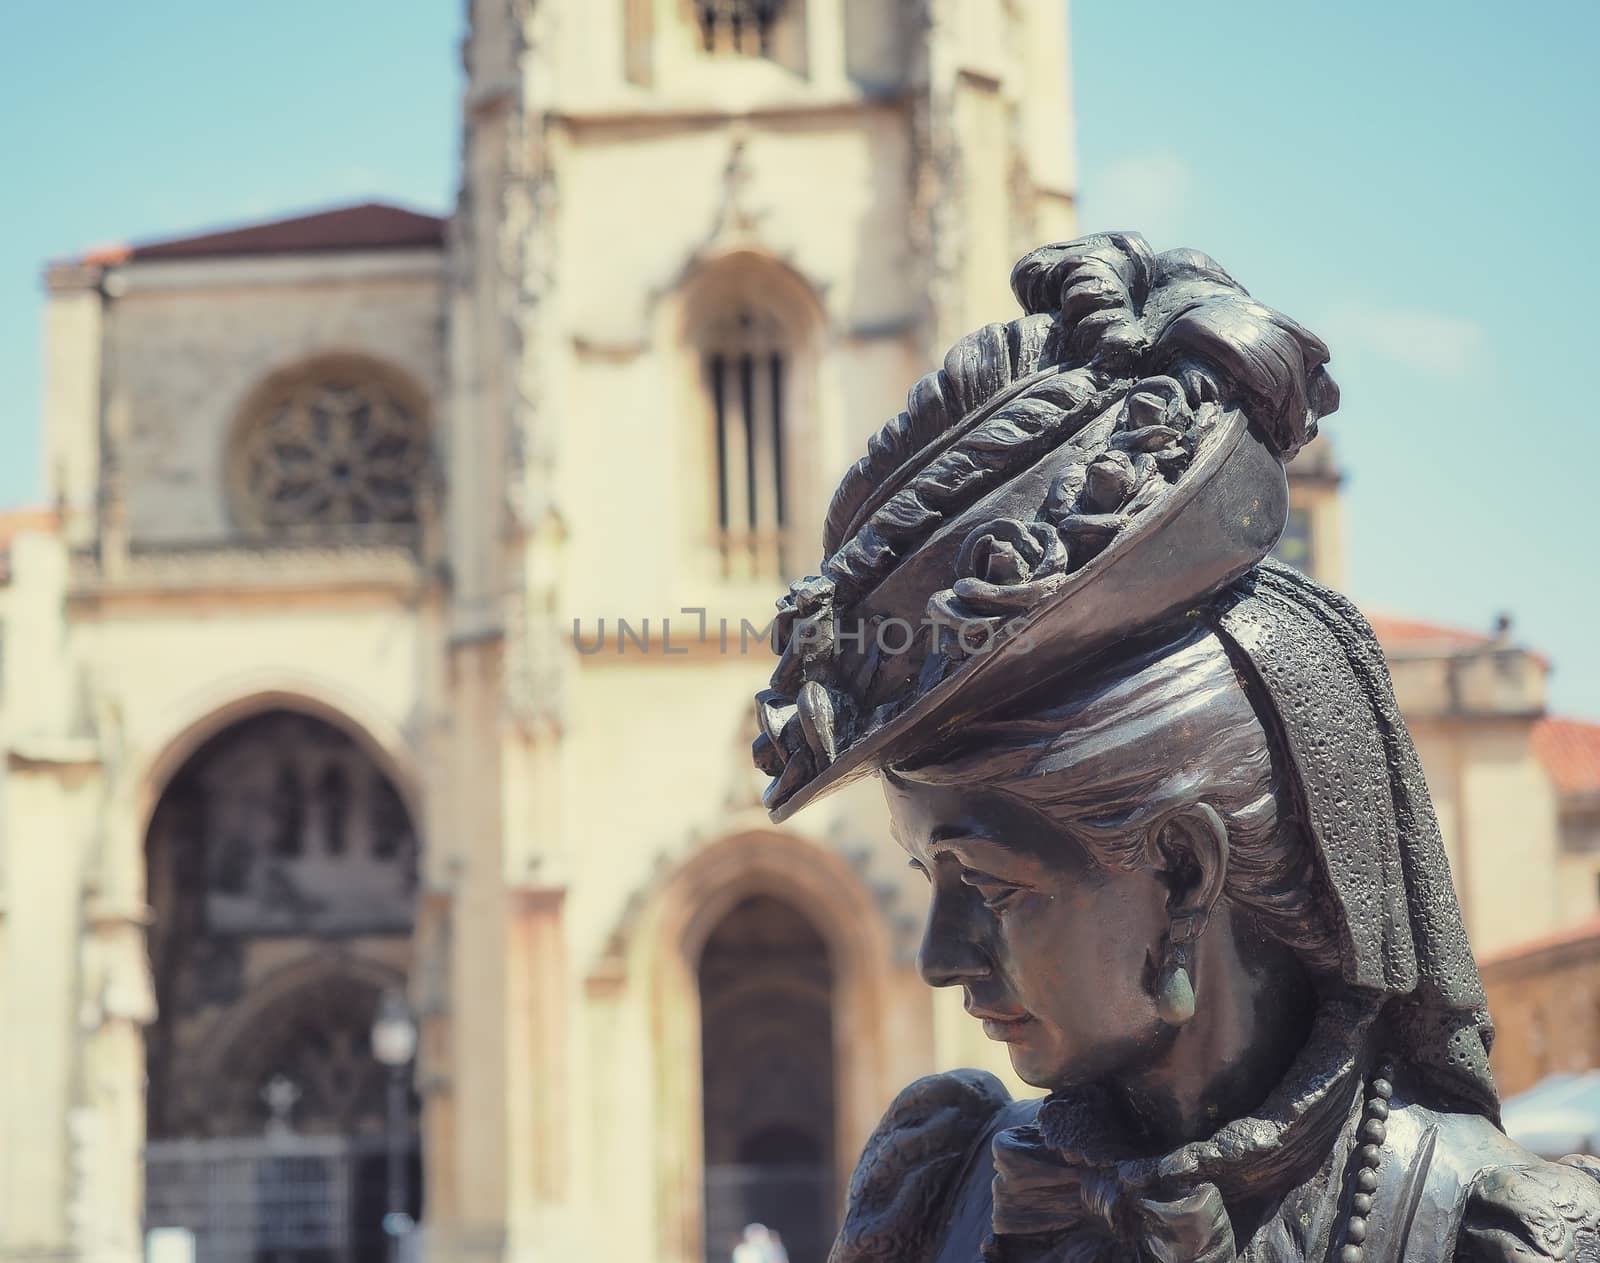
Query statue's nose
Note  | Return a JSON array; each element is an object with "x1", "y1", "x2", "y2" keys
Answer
[{"x1": 917, "y1": 894, "x2": 992, "y2": 989}]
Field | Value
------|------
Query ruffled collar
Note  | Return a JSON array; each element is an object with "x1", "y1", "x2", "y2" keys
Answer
[{"x1": 988, "y1": 996, "x2": 1378, "y2": 1262}]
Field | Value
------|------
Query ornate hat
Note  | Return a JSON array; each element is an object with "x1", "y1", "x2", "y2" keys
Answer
[{"x1": 754, "y1": 232, "x2": 1340, "y2": 821}]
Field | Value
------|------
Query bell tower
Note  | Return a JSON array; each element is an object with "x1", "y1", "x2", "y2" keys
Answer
[
  {"x1": 443, "y1": 1, "x2": 1078, "y2": 1258},
  {"x1": 454, "y1": 0, "x2": 1078, "y2": 615}
]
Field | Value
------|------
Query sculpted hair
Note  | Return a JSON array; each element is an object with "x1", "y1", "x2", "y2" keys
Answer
[{"x1": 890, "y1": 626, "x2": 1343, "y2": 975}]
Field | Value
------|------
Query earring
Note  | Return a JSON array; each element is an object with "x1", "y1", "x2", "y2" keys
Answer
[{"x1": 1156, "y1": 917, "x2": 1199, "y2": 1027}]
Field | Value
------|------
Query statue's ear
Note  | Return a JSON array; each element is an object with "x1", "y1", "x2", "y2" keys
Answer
[{"x1": 1150, "y1": 803, "x2": 1230, "y2": 937}]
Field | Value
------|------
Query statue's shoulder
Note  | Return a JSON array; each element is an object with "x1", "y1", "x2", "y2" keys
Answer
[
  {"x1": 1389, "y1": 1100, "x2": 1600, "y2": 1261},
  {"x1": 831, "y1": 1069, "x2": 1020, "y2": 1263},
  {"x1": 1454, "y1": 1152, "x2": 1600, "y2": 1262}
]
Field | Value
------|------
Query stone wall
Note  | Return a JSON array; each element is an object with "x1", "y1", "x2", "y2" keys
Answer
[
  {"x1": 1481, "y1": 923, "x2": 1600, "y2": 1097},
  {"x1": 78, "y1": 253, "x2": 445, "y2": 548}
]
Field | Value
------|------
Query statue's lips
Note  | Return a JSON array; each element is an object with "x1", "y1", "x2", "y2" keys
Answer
[{"x1": 968, "y1": 1001, "x2": 1036, "y2": 1041}]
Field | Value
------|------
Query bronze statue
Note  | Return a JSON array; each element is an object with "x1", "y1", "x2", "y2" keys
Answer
[{"x1": 753, "y1": 234, "x2": 1600, "y2": 1262}]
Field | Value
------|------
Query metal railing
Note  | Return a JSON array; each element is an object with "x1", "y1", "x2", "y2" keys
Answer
[{"x1": 144, "y1": 1134, "x2": 418, "y2": 1263}]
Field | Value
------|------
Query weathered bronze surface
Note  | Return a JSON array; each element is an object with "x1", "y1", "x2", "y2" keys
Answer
[{"x1": 755, "y1": 234, "x2": 1600, "y2": 1261}]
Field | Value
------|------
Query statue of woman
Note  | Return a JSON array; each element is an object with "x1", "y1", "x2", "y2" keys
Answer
[{"x1": 752, "y1": 234, "x2": 1600, "y2": 1262}]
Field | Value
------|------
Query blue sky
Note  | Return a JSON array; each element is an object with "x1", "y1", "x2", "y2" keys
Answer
[
  {"x1": 1072, "y1": 3, "x2": 1600, "y2": 717},
  {"x1": 2, "y1": 3, "x2": 1596, "y2": 713}
]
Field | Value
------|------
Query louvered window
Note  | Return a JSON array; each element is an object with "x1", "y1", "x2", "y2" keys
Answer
[
  {"x1": 694, "y1": 0, "x2": 789, "y2": 55},
  {"x1": 703, "y1": 306, "x2": 789, "y2": 579}
]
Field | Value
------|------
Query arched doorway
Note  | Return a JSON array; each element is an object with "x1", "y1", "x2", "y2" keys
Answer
[
  {"x1": 142, "y1": 708, "x2": 422, "y2": 1261},
  {"x1": 699, "y1": 895, "x2": 835, "y2": 1263},
  {"x1": 638, "y1": 830, "x2": 907, "y2": 1263}
]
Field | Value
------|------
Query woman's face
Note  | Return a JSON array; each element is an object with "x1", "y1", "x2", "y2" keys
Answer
[{"x1": 884, "y1": 775, "x2": 1175, "y2": 1092}]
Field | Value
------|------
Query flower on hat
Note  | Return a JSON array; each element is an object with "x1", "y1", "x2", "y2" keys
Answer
[{"x1": 927, "y1": 518, "x2": 1071, "y2": 660}]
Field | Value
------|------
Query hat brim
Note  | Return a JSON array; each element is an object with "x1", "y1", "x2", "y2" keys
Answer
[{"x1": 767, "y1": 405, "x2": 1287, "y2": 822}]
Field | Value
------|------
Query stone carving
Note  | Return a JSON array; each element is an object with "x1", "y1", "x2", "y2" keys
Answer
[
  {"x1": 146, "y1": 712, "x2": 419, "y2": 938},
  {"x1": 754, "y1": 233, "x2": 1600, "y2": 1261},
  {"x1": 155, "y1": 971, "x2": 415, "y2": 1139}
]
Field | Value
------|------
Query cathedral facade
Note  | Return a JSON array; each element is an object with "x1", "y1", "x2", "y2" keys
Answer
[{"x1": 0, "y1": 2, "x2": 1075, "y2": 1260}]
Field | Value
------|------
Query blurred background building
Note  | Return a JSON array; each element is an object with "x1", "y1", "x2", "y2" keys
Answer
[{"x1": 0, "y1": 1, "x2": 1595, "y2": 1261}]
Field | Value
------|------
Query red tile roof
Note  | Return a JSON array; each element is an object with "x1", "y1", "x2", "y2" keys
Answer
[
  {"x1": 1367, "y1": 609, "x2": 1553, "y2": 676},
  {"x1": 91, "y1": 202, "x2": 446, "y2": 263},
  {"x1": 0, "y1": 508, "x2": 60, "y2": 583},
  {"x1": 1532, "y1": 717, "x2": 1600, "y2": 798},
  {"x1": 1477, "y1": 915, "x2": 1600, "y2": 969},
  {"x1": 0, "y1": 507, "x2": 59, "y2": 548},
  {"x1": 1367, "y1": 613, "x2": 1494, "y2": 653}
]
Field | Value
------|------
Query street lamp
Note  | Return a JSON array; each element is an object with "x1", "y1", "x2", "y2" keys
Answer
[{"x1": 371, "y1": 989, "x2": 417, "y2": 1261}]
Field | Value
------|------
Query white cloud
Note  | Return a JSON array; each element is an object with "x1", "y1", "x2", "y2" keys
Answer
[
  {"x1": 1321, "y1": 300, "x2": 1490, "y2": 379},
  {"x1": 1079, "y1": 150, "x2": 1193, "y2": 249}
]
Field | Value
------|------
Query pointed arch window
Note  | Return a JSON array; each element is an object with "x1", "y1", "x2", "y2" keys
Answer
[{"x1": 702, "y1": 304, "x2": 791, "y2": 580}]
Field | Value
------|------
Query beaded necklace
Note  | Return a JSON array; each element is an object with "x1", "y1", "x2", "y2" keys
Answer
[{"x1": 1335, "y1": 1057, "x2": 1395, "y2": 1263}]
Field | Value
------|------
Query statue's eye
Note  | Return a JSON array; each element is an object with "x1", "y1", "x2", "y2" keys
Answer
[
  {"x1": 977, "y1": 885, "x2": 1024, "y2": 912},
  {"x1": 959, "y1": 869, "x2": 1026, "y2": 912}
]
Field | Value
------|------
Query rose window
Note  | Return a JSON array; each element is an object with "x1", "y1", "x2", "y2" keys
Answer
[{"x1": 231, "y1": 362, "x2": 430, "y2": 538}]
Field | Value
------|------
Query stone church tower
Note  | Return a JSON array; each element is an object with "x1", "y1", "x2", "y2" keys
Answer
[
  {"x1": 0, "y1": 3, "x2": 1076, "y2": 1261},
  {"x1": 442, "y1": 3, "x2": 1077, "y2": 1257}
]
